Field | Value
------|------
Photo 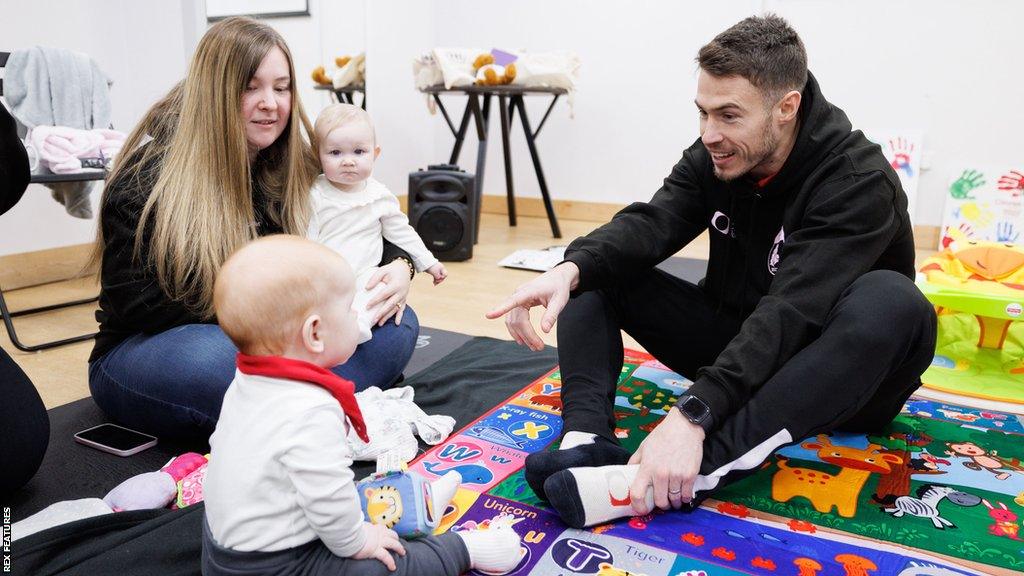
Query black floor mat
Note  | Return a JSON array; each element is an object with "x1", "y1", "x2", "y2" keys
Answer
[{"x1": 7, "y1": 326, "x2": 478, "y2": 521}]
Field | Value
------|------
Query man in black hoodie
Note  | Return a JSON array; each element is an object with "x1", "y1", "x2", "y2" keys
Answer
[{"x1": 487, "y1": 14, "x2": 936, "y2": 527}]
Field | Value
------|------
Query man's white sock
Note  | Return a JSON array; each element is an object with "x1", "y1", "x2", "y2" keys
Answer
[
  {"x1": 457, "y1": 527, "x2": 522, "y2": 575},
  {"x1": 559, "y1": 431, "x2": 597, "y2": 450},
  {"x1": 546, "y1": 465, "x2": 656, "y2": 528}
]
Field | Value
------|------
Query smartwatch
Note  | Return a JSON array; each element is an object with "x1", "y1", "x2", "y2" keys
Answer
[{"x1": 674, "y1": 394, "x2": 713, "y2": 432}]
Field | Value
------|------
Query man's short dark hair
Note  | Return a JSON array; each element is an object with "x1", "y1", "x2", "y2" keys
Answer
[{"x1": 697, "y1": 14, "x2": 808, "y2": 101}]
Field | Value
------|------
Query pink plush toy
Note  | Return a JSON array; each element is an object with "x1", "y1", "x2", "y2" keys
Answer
[
  {"x1": 173, "y1": 457, "x2": 209, "y2": 509},
  {"x1": 103, "y1": 452, "x2": 208, "y2": 512},
  {"x1": 163, "y1": 453, "x2": 208, "y2": 482}
]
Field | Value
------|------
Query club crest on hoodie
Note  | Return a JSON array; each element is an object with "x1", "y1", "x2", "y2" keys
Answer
[{"x1": 768, "y1": 226, "x2": 785, "y2": 275}]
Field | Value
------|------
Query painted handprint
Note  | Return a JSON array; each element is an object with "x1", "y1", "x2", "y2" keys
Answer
[
  {"x1": 888, "y1": 137, "x2": 915, "y2": 178},
  {"x1": 941, "y1": 222, "x2": 975, "y2": 249},
  {"x1": 958, "y1": 202, "x2": 994, "y2": 228},
  {"x1": 998, "y1": 170, "x2": 1024, "y2": 198},
  {"x1": 996, "y1": 222, "x2": 1020, "y2": 244},
  {"x1": 950, "y1": 169, "x2": 985, "y2": 199}
]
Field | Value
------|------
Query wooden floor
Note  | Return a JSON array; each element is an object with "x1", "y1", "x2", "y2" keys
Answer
[{"x1": 5, "y1": 212, "x2": 937, "y2": 409}]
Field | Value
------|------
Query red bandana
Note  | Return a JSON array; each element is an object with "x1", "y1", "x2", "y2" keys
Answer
[{"x1": 236, "y1": 353, "x2": 369, "y2": 442}]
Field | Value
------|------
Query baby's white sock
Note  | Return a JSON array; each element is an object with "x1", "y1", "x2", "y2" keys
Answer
[
  {"x1": 457, "y1": 527, "x2": 522, "y2": 575},
  {"x1": 559, "y1": 430, "x2": 597, "y2": 450},
  {"x1": 545, "y1": 464, "x2": 655, "y2": 528}
]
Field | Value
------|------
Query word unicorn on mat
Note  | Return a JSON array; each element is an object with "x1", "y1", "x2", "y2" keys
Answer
[{"x1": 883, "y1": 484, "x2": 981, "y2": 528}]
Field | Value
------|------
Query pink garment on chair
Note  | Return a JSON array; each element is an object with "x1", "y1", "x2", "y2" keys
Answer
[{"x1": 28, "y1": 126, "x2": 126, "y2": 174}]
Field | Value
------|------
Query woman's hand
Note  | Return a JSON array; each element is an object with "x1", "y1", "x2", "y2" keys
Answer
[{"x1": 367, "y1": 259, "x2": 414, "y2": 326}]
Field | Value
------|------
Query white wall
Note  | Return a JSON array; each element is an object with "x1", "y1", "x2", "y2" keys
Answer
[
  {"x1": 418, "y1": 0, "x2": 1024, "y2": 226},
  {"x1": 427, "y1": 0, "x2": 758, "y2": 209},
  {"x1": 767, "y1": 0, "x2": 1024, "y2": 225},
  {"x1": 3, "y1": 0, "x2": 1022, "y2": 258},
  {"x1": 363, "y1": 1, "x2": 437, "y2": 192},
  {"x1": 0, "y1": 0, "x2": 189, "y2": 256}
]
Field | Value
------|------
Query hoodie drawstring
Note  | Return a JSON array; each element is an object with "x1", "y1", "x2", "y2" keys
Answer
[
  {"x1": 716, "y1": 189, "x2": 762, "y2": 319},
  {"x1": 738, "y1": 191, "x2": 762, "y2": 319}
]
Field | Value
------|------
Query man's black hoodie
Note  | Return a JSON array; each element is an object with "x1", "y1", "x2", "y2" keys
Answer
[{"x1": 563, "y1": 72, "x2": 916, "y2": 426}]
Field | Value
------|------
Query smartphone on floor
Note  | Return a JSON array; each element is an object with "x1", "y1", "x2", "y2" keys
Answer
[{"x1": 74, "y1": 423, "x2": 158, "y2": 457}]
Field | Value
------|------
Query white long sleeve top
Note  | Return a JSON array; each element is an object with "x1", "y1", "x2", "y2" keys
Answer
[
  {"x1": 204, "y1": 371, "x2": 366, "y2": 555},
  {"x1": 307, "y1": 175, "x2": 439, "y2": 275}
]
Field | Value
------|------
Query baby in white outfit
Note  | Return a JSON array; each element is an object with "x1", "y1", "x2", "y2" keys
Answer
[{"x1": 307, "y1": 103, "x2": 446, "y2": 343}]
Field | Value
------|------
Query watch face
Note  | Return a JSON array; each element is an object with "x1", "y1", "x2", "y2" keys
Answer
[{"x1": 680, "y1": 396, "x2": 710, "y2": 422}]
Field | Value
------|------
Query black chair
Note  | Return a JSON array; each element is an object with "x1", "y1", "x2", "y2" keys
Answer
[{"x1": 1, "y1": 50, "x2": 101, "y2": 352}]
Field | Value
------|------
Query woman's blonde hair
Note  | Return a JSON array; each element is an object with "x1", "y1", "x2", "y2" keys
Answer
[{"x1": 93, "y1": 16, "x2": 318, "y2": 319}]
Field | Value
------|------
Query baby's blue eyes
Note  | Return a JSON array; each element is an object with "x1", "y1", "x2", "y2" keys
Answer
[{"x1": 245, "y1": 85, "x2": 290, "y2": 92}]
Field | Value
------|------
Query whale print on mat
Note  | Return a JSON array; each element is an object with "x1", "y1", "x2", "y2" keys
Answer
[{"x1": 423, "y1": 462, "x2": 494, "y2": 485}]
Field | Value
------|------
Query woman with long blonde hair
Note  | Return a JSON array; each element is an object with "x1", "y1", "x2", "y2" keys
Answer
[{"x1": 89, "y1": 17, "x2": 419, "y2": 438}]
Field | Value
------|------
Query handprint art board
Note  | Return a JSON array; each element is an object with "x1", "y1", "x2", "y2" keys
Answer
[
  {"x1": 864, "y1": 131, "x2": 922, "y2": 220},
  {"x1": 940, "y1": 166, "x2": 1024, "y2": 250}
]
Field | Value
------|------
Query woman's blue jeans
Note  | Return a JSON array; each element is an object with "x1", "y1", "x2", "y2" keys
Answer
[{"x1": 88, "y1": 308, "x2": 418, "y2": 439}]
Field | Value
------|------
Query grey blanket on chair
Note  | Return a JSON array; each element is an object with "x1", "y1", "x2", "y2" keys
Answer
[
  {"x1": 4, "y1": 46, "x2": 113, "y2": 218},
  {"x1": 4, "y1": 46, "x2": 112, "y2": 130}
]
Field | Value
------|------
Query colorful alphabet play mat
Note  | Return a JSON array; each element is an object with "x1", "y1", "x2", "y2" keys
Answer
[{"x1": 411, "y1": 349, "x2": 1024, "y2": 575}]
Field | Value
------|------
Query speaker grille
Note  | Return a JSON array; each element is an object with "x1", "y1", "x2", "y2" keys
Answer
[{"x1": 415, "y1": 206, "x2": 465, "y2": 253}]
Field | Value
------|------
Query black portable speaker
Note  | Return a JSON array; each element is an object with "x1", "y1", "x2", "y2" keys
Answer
[{"x1": 407, "y1": 164, "x2": 476, "y2": 262}]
